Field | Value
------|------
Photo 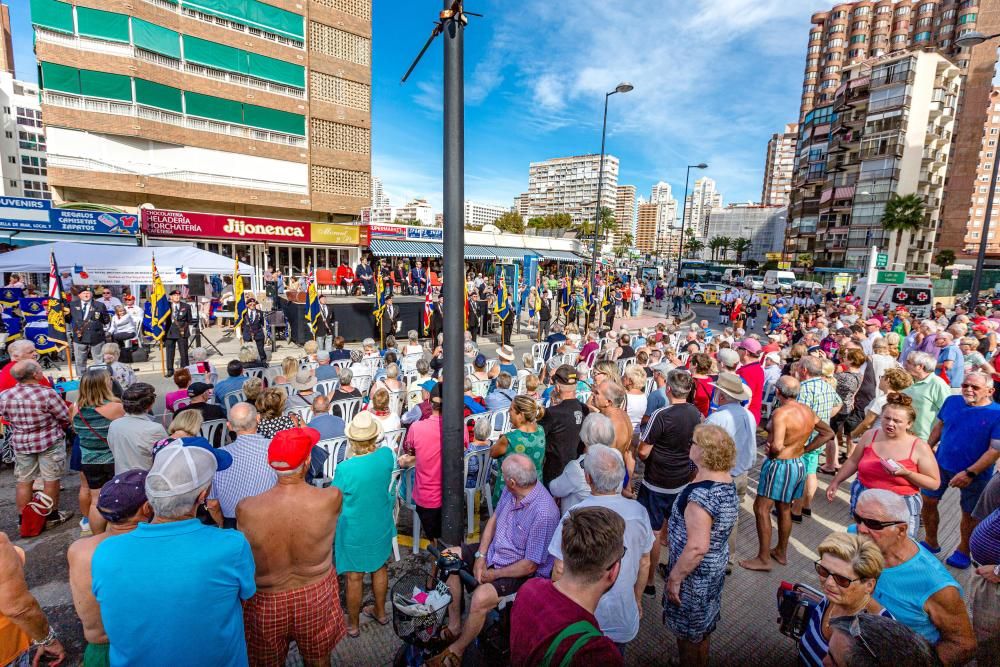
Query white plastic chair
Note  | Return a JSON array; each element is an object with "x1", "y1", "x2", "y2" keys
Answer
[
  {"x1": 644, "y1": 377, "x2": 656, "y2": 395},
  {"x1": 401, "y1": 369, "x2": 420, "y2": 386},
  {"x1": 329, "y1": 397, "x2": 363, "y2": 423},
  {"x1": 489, "y1": 410, "x2": 510, "y2": 440},
  {"x1": 470, "y1": 379, "x2": 490, "y2": 398},
  {"x1": 559, "y1": 353, "x2": 577, "y2": 367},
  {"x1": 201, "y1": 419, "x2": 229, "y2": 447},
  {"x1": 285, "y1": 405, "x2": 313, "y2": 424},
  {"x1": 388, "y1": 389, "x2": 406, "y2": 416},
  {"x1": 331, "y1": 358, "x2": 352, "y2": 370},
  {"x1": 401, "y1": 353, "x2": 422, "y2": 373},
  {"x1": 464, "y1": 448, "x2": 493, "y2": 535},
  {"x1": 760, "y1": 380, "x2": 778, "y2": 421},
  {"x1": 318, "y1": 437, "x2": 350, "y2": 481},
  {"x1": 242, "y1": 367, "x2": 266, "y2": 382},
  {"x1": 616, "y1": 357, "x2": 636, "y2": 375},
  {"x1": 381, "y1": 428, "x2": 406, "y2": 453},
  {"x1": 222, "y1": 390, "x2": 246, "y2": 413},
  {"x1": 353, "y1": 373, "x2": 373, "y2": 394},
  {"x1": 464, "y1": 363, "x2": 474, "y2": 378},
  {"x1": 485, "y1": 359, "x2": 498, "y2": 373},
  {"x1": 172, "y1": 397, "x2": 192, "y2": 412},
  {"x1": 315, "y1": 378, "x2": 338, "y2": 396},
  {"x1": 300, "y1": 360, "x2": 318, "y2": 371},
  {"x1": 398, "y1": 466, "x2": 422, "y2": 554},
  {"x1": 577, "y1": 390, "x2": 591, "y2": 404},
  {"x1": 531, "y1": 342, "x2": 549, "y2": 362}
]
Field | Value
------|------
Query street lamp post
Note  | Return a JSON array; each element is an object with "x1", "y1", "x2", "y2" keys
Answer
[
  {"x1": 590, "y1": 83, "x2": 633, "y2": 296},
  {"x1": 676, "y1": 163, "x2": 708, "y2": 277},
  {"x1": 955, "y1": 31, "x2": 1000, "y2": 312}
]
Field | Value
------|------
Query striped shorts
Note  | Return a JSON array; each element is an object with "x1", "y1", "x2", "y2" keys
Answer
[
  {"x1": 758, "y1": 457, "x2": 806, "y2": 504},
  {"x1": 243, "y1": 568, "x2": 346, "y2": 667}
]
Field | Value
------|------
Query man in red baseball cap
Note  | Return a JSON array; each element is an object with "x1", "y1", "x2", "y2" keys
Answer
[{"x1": 237, "y1": 428, "x2": 347, "y2": 665}]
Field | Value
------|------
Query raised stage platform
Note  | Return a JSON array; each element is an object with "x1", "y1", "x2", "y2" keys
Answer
[{"x1": 281, "y1": 294, "x2": 425, "y2": 345}]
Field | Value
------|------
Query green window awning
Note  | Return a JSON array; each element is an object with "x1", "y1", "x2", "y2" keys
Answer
[
  {"x1": 243, "y1": 103, "x2": 304, "y2": 136},
  {"x1": 76, "y1": 6, "x2": 130, "y2": 43},
  {"x1": 182, "y1": 34, "x2": 244, "y2": 73},
  {"x1": 182, "y1": 0, "x2": 303, "y2": 40},
  {"x1": 135, "y1": 79, "x2": 182, "y2": 112},
  {"x1": 132, "y1": 18, "x2": 181, "y2": 59},
  {"x1": 79, "y1": 69, "x2": 132, "y2": 102},
  {"x1": 246, "y1": 52, "x2": 304, "y2": 87},
  {"x1": 184, "y1": 91, "x2": 243, "y2": 124},
  {"x1": 29, "y1": 0, "x2": 74, "y2": 34},
  {"x1": 40, "y1": 61, "x2": 80, "y2": 95}
]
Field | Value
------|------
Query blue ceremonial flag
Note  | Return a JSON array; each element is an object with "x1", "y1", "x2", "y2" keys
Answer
[
  {"x1": 494, "y1": 276, "x2": 512, "y2": 322},
  {"x1": 19, "y1": 297, "x2": 47, "y2": 320},
  {"x1": 304, "y1": 264, "x2": 320, "y2": 333},
  {"x1": 233, "y1": 256, "x2": 246, "y2": 330},
  {"x1": 559, "y1": 276, "x2": 571, "y2": 313},
  {"x1": 1, "y1": 310, "x2": 22, "y2": 341},
  {"x1": 0, "y1": 287, "x2": 22, "y2": 307},
  {"x1": 25, "y1": 320, "x2": 59, "y2": 354},
  {"x1": 142, "y1": 301, "x2": 165, "y2": 341},
  {"x1": 143, "y1": 254, "x2": 169, "y2": 341},
  {"x1": 373, "y1": 271, "x2": 388, "y2": 326}
]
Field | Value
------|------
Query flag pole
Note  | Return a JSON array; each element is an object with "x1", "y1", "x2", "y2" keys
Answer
[{"x1": 65, "y1": 339, "x2": 74, "y2": 381}]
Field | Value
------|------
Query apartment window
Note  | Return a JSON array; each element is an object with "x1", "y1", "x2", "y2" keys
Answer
[
  {"x1": 808, "y1": 45, "x2": 822, "y2": 54},
  {"x1": 939, "y1": 24, "x2": 954, "y2": 33},
  {"x1": 850, "y1": 48, "x2": 866, "y2": 58},
  {"x1": 821, "y1": 79, "x2": 838, "y2": 89},
  {"x1": 829, "y1": 38, "x2": 845, "y2": 47},
  {"x1": 854, "y1": 6, "x2": 870, "y2": 16},
  {"x1": 896, "y1": 6, "x2": 910, "y2": 15},
  {"x1": 804, "y1": 84, "x2": 817, "y2": 93},
  {"x1": 981, "y1": 186, "x2": 989, "y2": 193},
  {"x1": 3, "y1": 131, "x2": 9, "y2": 139},
  {"x1": 823, "y1": 65, "x2": 840, "y2": 74},
  {"x1": 807, "y1": 58, "x2": 819, "y2": 68},
  {"x1": 958, "y1": 59, "x2": 969, "y2": 69},
  {"x1": 830, "y1": 24, "x2": 846, "y2": 33},
  {"x1": 827, "y1": 52, "x2": 843, "y2": 61},
  {"x1": 851, "y1": 34, "x2": 867, "y2": 43},
  {"x1": 875, "y1": 20, "x2": 890, "y2": 29},
  {"x1": 941, "y1": 9, "x2": 957, "y2": 19},
  {"x1": 876, "y1": 5, "x2": 892, "y2": 14},
  {"x1": 893, "y1": 34, "x2": 907, "y2": 44},
  {"x1": 810, "y1": 31, "x2": 822, "y2": 41},
  {"x1": 6, "y1": 157, "x2": 13, "y2": 164},
  {"x1": 833, "y1": 10, "x2": 848, "y2": 19},
  {"x1": 958, "y1": 13, "x2": 977, "y2": 24},
  {"x1": 852, "y1": 21, "x2": 869, "y2": 31},
  {"x1": 917, "y1": 2, "x2": 935, "y2": 13},
  {"x1": 914, "y1": 31, "x2": 932, "y2": 42},
  {"x1": 916, "y1": 17, "x2": 933, "y2": 27},
  {"x1": 872, "y1": 48, "x2": 886, "y2": 56},
  {"x1": 8, "y1": 180, "x2": 15, "y2": 187}
]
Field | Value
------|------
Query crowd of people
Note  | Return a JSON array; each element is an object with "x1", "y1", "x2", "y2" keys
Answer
[{"x1": 0, "y1": 282, "x2": 999, "y2": 667}]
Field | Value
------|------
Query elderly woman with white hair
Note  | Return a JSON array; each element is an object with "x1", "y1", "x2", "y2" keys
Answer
[
  {"x1": 548, "y1": 412, "x2": 616, "y2": 512},
  {"x1": 853, "y1": 488, "x2": 975, "y2": 665},
  {"x1": 100, "y1": 343, "x2": 136, "y2": 390}
]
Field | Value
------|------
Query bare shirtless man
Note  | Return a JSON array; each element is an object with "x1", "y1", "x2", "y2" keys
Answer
[
  {"x1": 740, "y1": 376, "x2": 834, "y2": 572},
  {"x1": 238, "y1": 427, "x2": 346, "y2": 667},
  {"x1": 67, "y1": 470, "x2": 151, "y2": 666},
  {"x1": 588, "y1": 379, "x2": 636, "y2": 496}
]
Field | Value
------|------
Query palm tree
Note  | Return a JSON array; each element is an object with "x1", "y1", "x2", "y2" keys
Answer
[
  {"x1": 881, "y1": 193, "x2": 926, "y2": 263},
  {"x1": 934, "y1": 248, "x2": 955, "y2": 270},
  {"x1": 685, "y1": 238, "x2": 705, "y2": 259},
  {"x1": 716, "y1": 236, "x2": 732, "y2": 261},
  {"x1": 708, "y1": 237, "x2": 726, "y2": 261},
  {"x1": 731, "y1": 238, "x2": 753, "y2": 263}
]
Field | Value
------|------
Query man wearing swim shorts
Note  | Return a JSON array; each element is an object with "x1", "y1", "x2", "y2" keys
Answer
[
  {"x1": 741, "y1": 376, "x2": 834, "y2": 572},
  {"x1": 791, "y1": 356, "x2": 842, "y2": 520}
]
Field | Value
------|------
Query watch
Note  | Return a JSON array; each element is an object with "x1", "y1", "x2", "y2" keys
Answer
[
  {"x1": 474, "y1": 551, "x2": 483, "y2": 560},
  {"x1": 966, "y1": 468, "x2": 979, "y2": 478},
  {"x1": 31, "y1": 626, "x2": 57, "y2": 648}
]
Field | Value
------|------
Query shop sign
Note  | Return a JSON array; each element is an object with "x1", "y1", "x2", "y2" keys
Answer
[
  {"x1": 369, "y1": 224, "x2": 407, "y2": 240},
  {"x1": 312, "y1": 224, "x2": 360, "y2": 246},
  {"x1": 406, "y1": 226, "x2": 443, "y2": 241},
  {"x1": 72, "y1": 264, "x2": 189, "y2": 285},
  {"x1": 143, "y1": 209, "x2": 310, "y2": 242},
  {"x1": 0, "y1": 196, "x2": 138, "y2": 236}
]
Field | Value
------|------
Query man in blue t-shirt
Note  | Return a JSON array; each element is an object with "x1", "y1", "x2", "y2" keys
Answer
[
  {"x1": 923, "y1": 372, "x2": 1000, "y2": 569},
  {"x1": 934, "y1": 332, "x2": 965, "y2": 389},
  {"x1": 92, "y1": 446, "x2": 256, "y2": 667}
]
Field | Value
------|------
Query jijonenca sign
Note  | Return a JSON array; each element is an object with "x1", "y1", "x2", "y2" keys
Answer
[
  {"x1": 142, "y1": 209, "x2": 363, "y2": 246},
  {"x1": 221, "y1": 218, "x2": 306, "y2": 238}
]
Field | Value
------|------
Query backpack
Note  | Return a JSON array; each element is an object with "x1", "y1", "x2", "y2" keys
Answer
[{"x1": 540, "y1": 620, "x2": 604, "y2": 667}]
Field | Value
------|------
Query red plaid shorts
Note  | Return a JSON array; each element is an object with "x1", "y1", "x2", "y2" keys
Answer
[{"x1": 243, "y1": 568, "x2": 347, "y2": 667}]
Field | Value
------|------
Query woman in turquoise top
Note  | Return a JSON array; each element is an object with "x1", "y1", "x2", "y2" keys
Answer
[
  {"x1": 333, "y1": 412, "x2": 396, "y2": 637},
  {"x1": 489, "y1": 395, "x2": 545, "y2": 504},
  {"x1": 73, "y1": 368, "x2": 125, "y2": 535}
]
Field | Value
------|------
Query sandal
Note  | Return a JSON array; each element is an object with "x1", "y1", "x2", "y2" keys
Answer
[
  {"x1": 427, "y1": 650, "x2": 461, "y2": 667},
  {"x1": 439, "y1": 626, "x2": 459, "y2": 643},
  {"x1": 346, "y1": 626, "x2": 360, "y2": 638},
  {"x1": 362, "y1": 605, "x2": 390, "y2": 626}
]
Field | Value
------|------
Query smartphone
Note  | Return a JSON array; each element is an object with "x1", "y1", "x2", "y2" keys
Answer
[{"x1": 880, "y1": 457, "x2": 902, "y2": 473}]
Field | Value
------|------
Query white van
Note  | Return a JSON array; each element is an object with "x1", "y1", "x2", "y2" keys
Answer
[
  {"x1": 763, "y1": 270, "x2": 796, "y2": 293},
  {"x1": 854, "y1": 276, "x2": 934, "y2": 319},
  {"x1": 722, "y1": 267, "x2": 746, "y2": 285}
]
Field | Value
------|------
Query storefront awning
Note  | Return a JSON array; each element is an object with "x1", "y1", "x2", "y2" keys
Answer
[
  {"x1": 491, "y1": 247, "x2": 536, "y2": 261},
  {"x1": 10, "y1": 232, "x2": 139, "y2": 246},
  {"x1": 534, "y1": 249, "x2": 586, "y2": 263},
  {"x1": 465, "y1": 245, "x2": 499, "y2": 260},
  {"x1": 369, "y1": 239, "x2": 440, "y2": 258}
]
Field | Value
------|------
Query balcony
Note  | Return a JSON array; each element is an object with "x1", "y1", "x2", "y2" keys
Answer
[
  {"x1": 41, "y1": 91, "x2": 307, "y2": 148},
  {"x1": 47, "y1": 155, "x2": 308, "y2": 194},
  {"x1": 140, "y1": 0, "x2": 304, "y2": 49},
  {"x1": 35, "y1": 29, "x2": 305, "y2": 99},
  {"x1": 868, "y1": 94, "x2": 909, "y2": 112}
]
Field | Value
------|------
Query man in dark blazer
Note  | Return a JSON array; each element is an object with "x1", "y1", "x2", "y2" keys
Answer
[
  {"x1": 314, "y1": 295, "x2": 334, "y2": 351},
  {"x1": 241, "y1": 297, "x2": 267, "y2": 364},
  {"x1": 410, "y1": 261, "x2": 428, "y2": 296},
  {"x1": 163, "y1": 289, "x2": 192, "y2": 377},
  {"x1": 69, "y1": 287, "x2": 110, "y2": 376},
  {"x1": 429, "y1": 293, "x2": 444, "y2": 343}
]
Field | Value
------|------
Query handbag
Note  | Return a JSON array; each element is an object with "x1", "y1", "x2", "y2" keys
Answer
[
  {"x1": 776, "y1": 581, "x2": 823, "y2": 639},
  {"x1": 20, "y1": 491, "x2": 54, "y2": 538}
]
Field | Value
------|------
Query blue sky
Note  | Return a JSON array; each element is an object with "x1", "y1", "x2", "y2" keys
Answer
[{"x1": 8, "y1": 0, "x2": 832, "y2": 213}]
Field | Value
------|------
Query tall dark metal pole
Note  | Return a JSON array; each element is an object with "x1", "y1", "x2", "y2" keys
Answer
[
  {"x1": 441, "y1": 2, "x2": 465, "y2": 547},
  {"x1": 970, "y1": 91, "x2": 1000, "y2": 313},
  {"x1": 676, "y1": 166, "x2": 693, "y2": 276},
  {"x1": 590, "y1": 93, "x2": 611, "y2": 295}
]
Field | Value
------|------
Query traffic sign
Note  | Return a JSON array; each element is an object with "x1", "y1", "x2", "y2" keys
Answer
[
  {"x1": 875, "y1": 253, "x2": 888, "y2": 270},
  {"x1": 877, "y1": 270, "x2": 906, "y2": 284}
]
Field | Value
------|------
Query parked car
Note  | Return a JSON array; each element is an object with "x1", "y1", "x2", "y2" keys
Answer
[
  {"x1": 792, "y1": 280, "x2": 824, "y2": 292},
  {"x1": 743, "y1": 275, "x2": 764, "y2": 290},
  {"x1": 690, "y1": 282, "x2": 728, "y2": 303}
]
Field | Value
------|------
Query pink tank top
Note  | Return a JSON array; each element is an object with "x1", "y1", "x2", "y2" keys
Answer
[{"x1": 856, "y1": 430, "x2": 920, "y2": 496}]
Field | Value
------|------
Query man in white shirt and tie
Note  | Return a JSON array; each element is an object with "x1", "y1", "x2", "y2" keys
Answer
[
  {"x1": 241, "y1": 298, "x2": 267, "y2": 363},
  {"x1": 69, "y1": 287, "x2": 110, "y2": 376}
]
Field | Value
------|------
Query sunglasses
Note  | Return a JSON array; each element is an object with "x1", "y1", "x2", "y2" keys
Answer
[
  {"x1": 852, "y1": 512, "x2": 904, "y2": 531},
  {"x1": 814, "y1": 561, "x2": 861, "y2": 588},
  {"x1": 961, "y1": 383, "x2": 986, "y2": 390},
  {"x1": 606, "y1": 545, "x2": 627, "y2": 571},
  {"x1": 850, "y1": 615, "x2": 877, "y2": 659}
]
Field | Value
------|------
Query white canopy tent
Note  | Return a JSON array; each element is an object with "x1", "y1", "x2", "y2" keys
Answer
[{"x1": 0, "y1": 242, "x2": 253, "y2": 280}]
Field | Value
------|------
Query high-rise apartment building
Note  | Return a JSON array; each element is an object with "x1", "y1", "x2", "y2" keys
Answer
[
  {"x1": 396, "y1": 197, "x2": 434, "y2": 226},
  {"x1": 762, "y1": 123, "x2": 798, "y2": 207},
  {"x1": 963, "y1": 87, "x2": 1000, "y2": 255},
  {"x1": 650, "y1": 180, "x2": 678, "y2": 233},
  {"x1": 371, "y1": 175, "x2": 389, "y2": 209},
  {"x1": 796, "y1": 0, "x2": 999, "y2": 261},
  {"x1": 30, "y1": 0, "x2": 372, "y2": 221},
  {"x1": 527, "y1": 154, "x2": 619, "y2": 227},
  {"x1": 0, "y1": 75, "x2": 50, "y2": 199},
  {"x1": 613, "y1": 184, "x2": 636, "y2": 244},
  {"x1": 684, "y1": 176, "x2": 722, "y2": 239},
  {"x1": 464, "y1": 200, "x2": 509, "y2": 228},
  {"x1": 635, "y1": 202, "x2": 659, "y2": 255},
  {"x1": 788, "y1": 51, "x2": 961, "y2": 273},
  {"x1": 659, "y1": 228, "x2": 682, "y2": 261},
  {"x1": 0, "y1": 2, "x2": 13, "y2": 76},
  {"x1": 705, "y1": 204, "x2": 787, "y2": 263}
]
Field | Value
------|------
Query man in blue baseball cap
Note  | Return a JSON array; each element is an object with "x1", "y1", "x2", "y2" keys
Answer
[{"x1": 402, "y1": 379, "x2": 438, "y2": 426}]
